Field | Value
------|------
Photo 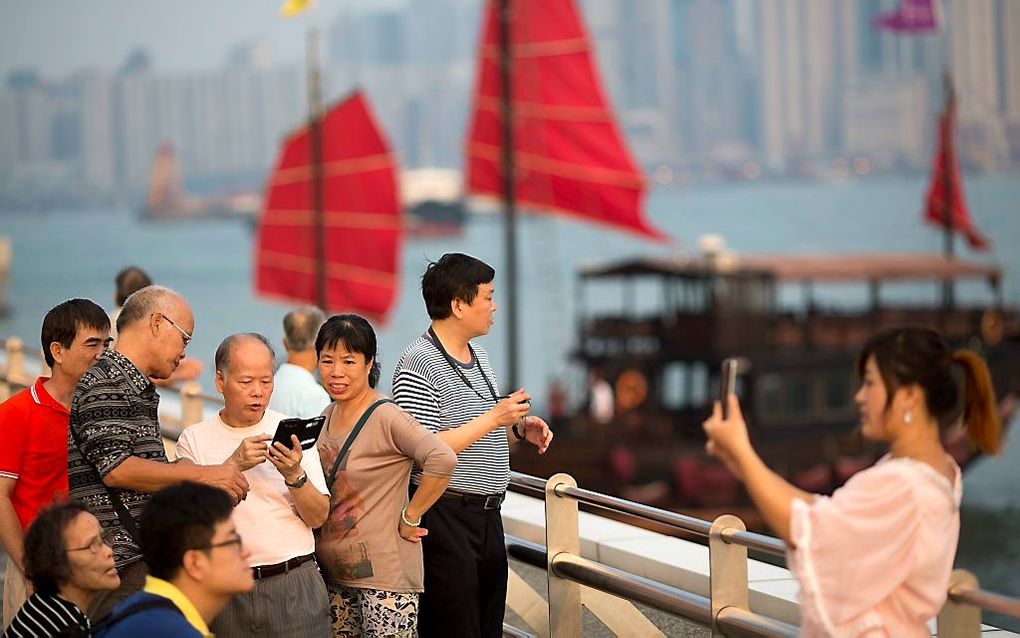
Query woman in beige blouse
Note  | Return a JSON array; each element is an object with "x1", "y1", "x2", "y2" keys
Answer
[{"x1": 314, "y1": 314, "x2": 456, "y2": 637}]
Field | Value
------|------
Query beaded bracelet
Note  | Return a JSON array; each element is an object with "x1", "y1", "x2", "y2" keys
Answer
[{"x1": 401, "y1": 506, "x2": 421, "y2": 527}]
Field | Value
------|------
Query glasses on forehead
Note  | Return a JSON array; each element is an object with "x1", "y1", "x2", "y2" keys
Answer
[
  {"x1": 67, "y1": 528, "x2": 117, "y2": 555},
  {"x1": 161, "y1": 314, "x2": 192, "y2": 348}
]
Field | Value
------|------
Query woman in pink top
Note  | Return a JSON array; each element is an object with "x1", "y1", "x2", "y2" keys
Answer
[{"x1": 703, "y1": 327, "x2": 1001, "y2": 637}]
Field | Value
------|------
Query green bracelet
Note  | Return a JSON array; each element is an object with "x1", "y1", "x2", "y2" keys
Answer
[{"x1": 401, "y1": 506, "x2": 421, "y2": 527}]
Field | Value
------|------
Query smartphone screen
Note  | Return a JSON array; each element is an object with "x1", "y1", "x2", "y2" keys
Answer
[{"x1": 720, "y1": 358, "x2": 738, "y2": 419}]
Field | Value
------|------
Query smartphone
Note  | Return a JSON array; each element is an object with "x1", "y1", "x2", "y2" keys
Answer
[
  {"x1": 720, "y1": 358, "x2": 739, "y2": 419},
  {"x1": 271, "y1": 415, "x2": 327, "y2": 450}
]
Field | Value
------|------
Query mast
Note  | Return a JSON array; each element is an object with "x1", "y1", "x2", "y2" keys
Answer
[
  {"x1": 498, "y1": 0, "x2": 519, "y2": 389},
  {"x1": 308, "y1": 27, "x2": 327, "y2": 312},
  {"x1": 941, "y1": 70, "x2": 954, "y2": 311}
]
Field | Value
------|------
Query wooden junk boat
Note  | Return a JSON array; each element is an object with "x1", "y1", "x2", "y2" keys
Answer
[{"x1": 511, "y1": 250, "x2": 1020, "y2": 510}]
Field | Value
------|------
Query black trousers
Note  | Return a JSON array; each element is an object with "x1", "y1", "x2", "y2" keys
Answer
[{"x1": 417, "y1": 496, "x2": 508, "y2": 638}]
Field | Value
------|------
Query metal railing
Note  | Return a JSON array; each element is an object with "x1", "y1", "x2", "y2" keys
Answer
[
  {"x1": 507, "y1": 471, "x2": 1020, "y2": 637},
  {"x1": 3, "y1": 336, "x2": 1019, "y2": 636}
]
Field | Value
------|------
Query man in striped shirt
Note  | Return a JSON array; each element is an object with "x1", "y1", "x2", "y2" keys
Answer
[{"x1": 392, "y1": 253, "x2": 553, "y2": 638}]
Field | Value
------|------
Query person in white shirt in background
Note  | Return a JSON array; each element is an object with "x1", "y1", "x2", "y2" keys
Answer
[
  {"x1": 268, "y1": 307, "x2": 330, "y2": 419},
  {"x1": 175, "y1": 333, "x2": 331, "y2": 638}
]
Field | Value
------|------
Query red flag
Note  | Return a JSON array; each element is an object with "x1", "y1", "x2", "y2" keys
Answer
[
  {"x1": 465, "y1": 0, "x2": 666, "y2": 241},
  {"x1": 922, "y1": 90, "x2": 989, "y2": 251},
  {"x1": 255, "y1": 91, "x2": 402, "y2": 321},
  {"x1": 873, "y1": 0, "x2": 941, "y2": 34}
]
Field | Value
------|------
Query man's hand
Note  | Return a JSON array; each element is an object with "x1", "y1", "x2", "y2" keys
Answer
[
  {"x1": 197, "y1": 465, "x2": 250, "y2": 504},
  {"x1": 268, "y1": 435, "x2": 305, "y2": 484},
  {"x1": 228, "y1": 434, "x2": 271, "y2": 471},
  {"x1": 520, "y1": 416, "x2": 553, "y2": 454},
  {"x1": 489, "y1": 389, "x2": 531, "y2": 429}
]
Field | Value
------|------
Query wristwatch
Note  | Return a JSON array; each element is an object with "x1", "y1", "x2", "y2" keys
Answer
[{"x1": 285, "y1": 471, "x2": 308, "y2": 489}]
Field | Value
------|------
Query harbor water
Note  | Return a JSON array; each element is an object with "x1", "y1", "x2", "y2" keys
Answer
[{"x1": 2, "y1": 173, "x2": 1019, "y2": 629}]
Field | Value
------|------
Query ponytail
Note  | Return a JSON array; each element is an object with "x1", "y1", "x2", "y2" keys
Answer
[{"x1": 952, "y1": 349, "x2": 1002, "y2": 454}]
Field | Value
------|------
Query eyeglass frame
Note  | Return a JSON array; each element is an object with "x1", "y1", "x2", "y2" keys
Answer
[
  {"x1": 195, "y1": 533, "x2": 244, "y2": 553},
  {"x1": 67, "y1": 529, "x2": 117, "y2": 555},
  {"x1": 158, "y1": 313, "x2": 192, "y2": 348}
]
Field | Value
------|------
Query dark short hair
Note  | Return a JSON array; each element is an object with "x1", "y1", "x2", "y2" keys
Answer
[
  {"x1": 421, "y1": 253, "x2": 495, "y2": 320},
  {"x1": 115, "y1": 266, "x2": 152, "y2": 307},
  {"x1": 140, "y1": 483, "x2": 234, "y2": 581},
  {"x1": 214, "y1": 333, "x2": 275, "y2": 374},
  {"x1": 283, "y1": 306, "x2": 326, "y2": 352},
  {"x1": 315, "y1": 314, "x2": 381, "y2": 388},
  {"x1": 40, "y1": 299, "x2": 111, "y2": 367},
  {"x1": 23, "y1": 501, "x2": 91, "y2": 596}
]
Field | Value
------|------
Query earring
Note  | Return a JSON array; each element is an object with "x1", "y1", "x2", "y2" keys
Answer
[{"x1": 903, "y1": 410, "x2": 913, "y2": 424}]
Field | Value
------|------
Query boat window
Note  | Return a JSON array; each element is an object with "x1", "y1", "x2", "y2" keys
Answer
[
  {"x1": 787, "y1": 376, "x2": 811, "y2": 414},
  {"x1": 661, "y1": 363, "x2": 686, "y2": 409},
  {"x1": 758, "y1": 373, "x2": 783, "y2": 416},
  {"x1": 690, "y1": 362, "x2": 708, "y2": 407},
  {"x1": 676, "y1": 280, "x2": 708, "y2": 313},
  {"x1": 825, "y1": 372, "x2": 852, "y2": 411}
]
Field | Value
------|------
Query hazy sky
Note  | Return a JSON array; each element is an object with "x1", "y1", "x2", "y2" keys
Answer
[{"x1": 0, "y1": 0, "x2": 396, "y2": 79}]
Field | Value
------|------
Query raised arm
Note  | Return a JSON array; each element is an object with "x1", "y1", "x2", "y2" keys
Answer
[{"x1": 703, "y1": 396, "x2": 813, "y2": 544}]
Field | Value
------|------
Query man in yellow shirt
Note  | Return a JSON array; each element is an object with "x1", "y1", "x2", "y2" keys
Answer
[{"x1": 94, "y1": 483, "x2": 254, "y2": 637}]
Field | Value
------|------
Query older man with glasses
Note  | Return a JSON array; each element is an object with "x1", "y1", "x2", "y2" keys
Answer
[{"x1": 67, "y1": 286, "x2": 250, "y2": 621}]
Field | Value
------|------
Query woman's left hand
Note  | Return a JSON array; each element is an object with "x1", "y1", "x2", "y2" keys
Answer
[
  {"x1": 398, "y1": 518, "x2": 428, "y2": 543},
  {"x1": 268, "y1": 434, "x2": 305, "y2": 484}
]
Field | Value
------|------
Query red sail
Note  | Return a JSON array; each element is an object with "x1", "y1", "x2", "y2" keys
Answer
[
  {"x1": 465, "y1": 0, "x2": 665, "y2": 241},
  {"x1": 922, "y1": 90, "x2": 989, "y2": 251},
  {"x1": 255, "y1": 91, "x2": 402, "y2": 321}
]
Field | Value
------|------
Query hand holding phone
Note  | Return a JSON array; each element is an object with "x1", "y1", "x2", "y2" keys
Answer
[
  {"x1": 271, "y1": 415, "x2": 326, "y2": 450},
  {"x1": 720, "y1": 358, "x2": 738, "y2": 420}
]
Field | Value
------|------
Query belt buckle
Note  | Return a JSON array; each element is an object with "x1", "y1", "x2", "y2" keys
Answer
[
  {"x1": 483, "y1": 494, "x2": 502, "y2": 510},
  {"x1": 253, "y1": 565, "x2": 264, "y2": 579}
]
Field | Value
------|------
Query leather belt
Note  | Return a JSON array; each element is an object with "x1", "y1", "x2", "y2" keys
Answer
[
  {"x1": 438, "y1": 489, "x2": 505, "y2": 510},
  {"x1": 251, "y1": 553, "x2": 315, "y2": 580}
]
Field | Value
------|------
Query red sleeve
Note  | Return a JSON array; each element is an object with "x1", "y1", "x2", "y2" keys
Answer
[{"x1": 0, "y1": 394, "x2": 30, "y2": 479}]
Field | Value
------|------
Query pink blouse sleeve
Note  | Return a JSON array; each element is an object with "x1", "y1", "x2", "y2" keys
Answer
[{"x1": 788, "y1": 463, "x2": 921, "y2": 632}]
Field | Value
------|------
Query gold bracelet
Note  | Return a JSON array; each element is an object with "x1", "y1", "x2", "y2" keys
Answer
[{"x1": 400, "y1": 505, "x2": 421, "y2": 527}]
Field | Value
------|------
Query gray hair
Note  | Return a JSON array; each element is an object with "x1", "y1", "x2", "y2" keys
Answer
[
  {"x1": 214, "y1": 333, "x2": 275, "y2": 374},
  {"x1": 116, "y1": 285, "x2": 182, "y2": 334},
  {"x1": 282, "y1": 306, "x2": 326, "y2": 353}
]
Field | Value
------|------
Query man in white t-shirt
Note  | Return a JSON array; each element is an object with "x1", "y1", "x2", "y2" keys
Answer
[
  {"x1": 176, "y1": 333, "x2": 330, "y2": 638},
  {"x1": 267, "y1": 306, "x2": 330, "y2": 418}
]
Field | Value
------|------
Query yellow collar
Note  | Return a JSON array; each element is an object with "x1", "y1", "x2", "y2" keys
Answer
[{"x1": 143, "y1": 575, "x2": 212, "y2": 636}]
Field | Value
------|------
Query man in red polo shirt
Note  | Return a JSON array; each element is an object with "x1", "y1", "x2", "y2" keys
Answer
[{"x1": 0, "y1": 299, "x2": 111, "y2": 628}]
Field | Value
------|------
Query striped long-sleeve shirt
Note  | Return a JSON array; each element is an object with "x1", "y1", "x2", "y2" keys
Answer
[
  {"x1": 4, "y1": 592, "x2": 90, "y2": 637},
  {"x1": 392, "y1": 334, "x2": 509, "y2": 495}
]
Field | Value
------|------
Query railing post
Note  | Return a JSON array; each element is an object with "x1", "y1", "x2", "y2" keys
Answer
[
  {"x1": 6, "y1": 336, "x2": 25, "y2": 382},
  {"x1": 709, "y1": 514, "x2": 749, "y2": 638},
  {"x1": 180, "y1": 382, "x2": 204, "y2": 426},
  {"x1": 545, "y1": 472, "x2": 581, "y2": 638},
  {"x1": 937, "y1": 569, "x2": 980, "y2": 638}
]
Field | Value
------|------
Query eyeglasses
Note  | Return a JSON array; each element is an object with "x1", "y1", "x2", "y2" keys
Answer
[
  {"x1": 67, "y1": 529, "x2": 117, "y2": 555},
  {"x1": 161, "y1": 314, "x2": 192, "y2": 348},
  {"x1": 197, "y1": 533, "x2": 244, "y2": 552}
]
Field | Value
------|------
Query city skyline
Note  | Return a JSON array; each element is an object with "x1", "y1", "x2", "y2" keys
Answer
[{"x1": 1, "y1": 0, "x2": 1018, "y2": 209}]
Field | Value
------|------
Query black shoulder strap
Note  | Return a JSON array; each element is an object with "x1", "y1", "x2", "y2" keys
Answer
[
  {"x1": 68, "y1": 423, "x2": 141, "y2": 542},
  {"x1": 325, "y1": 399, "x2": 394, "y2": 489},
  {"x1": 91, "y1": 597, "x2": 183, "y2": 633}
]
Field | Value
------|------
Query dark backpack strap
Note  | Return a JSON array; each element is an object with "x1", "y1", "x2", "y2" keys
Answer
[
  {"x1": 91, "y1": 597, "x2": 182, "y2": 633},
  {"x1": 68, "y1": 424, "x2": 141, "y2": 542},
  {"x1": 325, "y1": 399, "x2": 394, "y2": 488}
]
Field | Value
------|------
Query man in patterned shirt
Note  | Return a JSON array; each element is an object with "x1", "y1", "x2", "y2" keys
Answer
[
  {"x1": 67, "y1": 286, "x2": 249, "y2": 620},
  {"x1": 392, "y1": 253, "x2": 553, "y2": 637}
]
